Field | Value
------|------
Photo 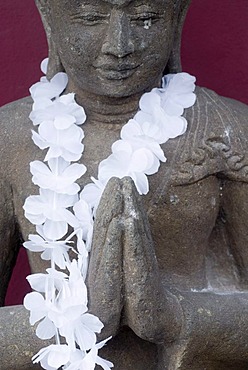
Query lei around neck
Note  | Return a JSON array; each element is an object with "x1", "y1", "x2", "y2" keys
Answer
[{"x1": 23, "y1": 58, "x2": 196, "y2": 370}]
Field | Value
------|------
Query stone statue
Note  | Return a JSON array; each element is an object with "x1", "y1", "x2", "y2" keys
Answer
[{"x1": 1, "y1": 0, "x2": 248, "y2": 369}]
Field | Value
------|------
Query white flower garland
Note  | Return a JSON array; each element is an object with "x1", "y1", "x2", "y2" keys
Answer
[{"x1": 23, "y1": 58, "x2": 196, "y2": 370}]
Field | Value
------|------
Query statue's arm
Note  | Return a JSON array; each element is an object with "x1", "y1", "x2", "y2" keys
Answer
[
  {"x1": 221, "y1": 180, "x2": 248, "y2": 286},
  {"x1": 217, "y1": 96, "x2": 248, "y2": 286},
  {"x1": 0, "y1": 305, "x2": 49, "y2": 370},
  {"x1": 0, "y1": 103, "x2": 28, "y2": 305},
  {"x1": 0, "y1": 179, "x2": 22, "y2": 305}
]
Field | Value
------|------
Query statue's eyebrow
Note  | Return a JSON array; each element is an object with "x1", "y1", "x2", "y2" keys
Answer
[
  {"x1": 77, "y1": 0, "x2": 163, "y2": 9},
  {"x1": 100, "y1": 0, "x2": 133, "y2": 5},
  {"x1": 92, "y1": 0, "x2": 148, "y2": 7}
]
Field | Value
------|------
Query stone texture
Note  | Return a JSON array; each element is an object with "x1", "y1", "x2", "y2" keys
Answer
[{"x1": 0, "y1": 305, "x2": 50, "y2": 369}]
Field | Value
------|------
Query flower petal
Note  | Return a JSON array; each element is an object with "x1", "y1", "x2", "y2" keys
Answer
[
  {"x1": 36, "y1": 316, "x2": 56, "y2": 340},
  {"x1": 43, "y1": 220, "x2": 68, "y2": 240}
]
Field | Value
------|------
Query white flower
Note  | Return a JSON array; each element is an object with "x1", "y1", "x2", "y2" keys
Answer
[
  {"x1": 32, "y1": 344, "x2": 71, "y2": 370},
  {"x1": 111, "y1": 140, "x2": 160, "y2": 176},
  {"x1": 113, "y1": 137, "x2": 165, "y2": 165},
  {"x1": 35, "y1": 261, "x2": 101, "y2": 350},
  {"x1": 65, "y1": 338, "x2": 114, "y2": 370},
  {"x1": 73, "y1": 199, "x2": 94, "y2": 251},
  {"x1": 41, "y1": 58, "x2": 49, "y2": 74},
  {"x1": 77, "y1": 251, "x2": 89, "y2": 281},
  {"x1": 120, "y1": 119, "x2": 166, "y2": 161},
  {"x1": 57, "y1": 311, "x2": 103, "y2": 352},
  {"x1": 65, "y1": 260, "x2": 88, "y2": 304},
  {"x1": 32, "y1": 122, "x2": 84, "y2": 162},
  {"x1": 80, "y1": 179, "x2": 105, "y2": 211},
  {"x1": 26, "y1": 268, "x2": 68, "y2": 297},
  {"x1": 24, "y1": 231, "x2": 72, "y2": 269},
  {"x1": 23, "y1": 189, "x2": 78, "y2": 240},
  {"x1": 138, "y1": 90, "x2": 188, "y2": 140},
  {"x1": 30, "y1": 93, "x2": 86, "y2": 128},
  {"x1": 30, "y1": 72, "x2": 68, "y2": 100},
  {"x1": 160, "y1": 72, "x2": 196, "y2": 115},
  {"x1": 98, "y1": 144, "x2": 159, "y2": 194},
  {"x1": 30, "y1": 158, "x2": 86, "y2": 195},
  {"x1": 24, "y1": 262, "x2": 99, "y2": 348},
  {"x1": 24, "y1": 292, "x2": 57, "y2": 340}
]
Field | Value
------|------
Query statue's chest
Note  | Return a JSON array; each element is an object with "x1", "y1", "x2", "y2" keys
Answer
[
  {"x1": 11, "y1": 122, "x2": 223, "y2": 285},
  {"x1": 77, "y1": 127, "x2": 221, "y2": 266},
  {"x1": 13, "y1": 121, "x2": 221, "y2": 242}
]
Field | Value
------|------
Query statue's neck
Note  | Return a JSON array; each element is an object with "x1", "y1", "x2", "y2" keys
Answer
[
  {"x1": 67, "y1": 86, "x2": 140, "y2": 124},
  {"x1": 66, "y1": 79, "x2": 160, "y2": 124}
]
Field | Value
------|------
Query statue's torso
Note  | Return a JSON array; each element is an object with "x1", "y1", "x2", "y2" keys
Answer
[
  {"x1": 2, "y1": 86, "x2": 248, "y2": 369},
  {"x1": 2, "y1": 86, "x2": 248, "y2": 293}
]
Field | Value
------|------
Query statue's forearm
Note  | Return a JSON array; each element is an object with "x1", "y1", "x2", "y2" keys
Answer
[
  {"x1": 0, "y1": 181, "x2": 23, "y2": 306},
  {"x1": 0, "y1": 305, "x2": 50, "y2": 370}
]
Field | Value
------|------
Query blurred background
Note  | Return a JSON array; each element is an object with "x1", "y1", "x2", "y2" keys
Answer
[{"x1": 0, "y1": 0, "x2": 247, "y2": 305}]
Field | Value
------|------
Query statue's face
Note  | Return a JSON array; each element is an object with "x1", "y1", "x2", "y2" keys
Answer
[{"x1": 51, "y1": 0, "x2": 177, "y2": 98}]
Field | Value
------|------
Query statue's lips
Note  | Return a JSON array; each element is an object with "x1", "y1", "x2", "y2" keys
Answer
[{"x1": 95, "y1": 64, "x2": 140, "y2": 80}]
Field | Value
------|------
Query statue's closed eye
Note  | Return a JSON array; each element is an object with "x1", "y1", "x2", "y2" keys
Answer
[
  {"x1": 71, "y1": 12, "x2": 110, "y2": 25},
  {"x1": 129, "y1": 12, "x2": 161, "y2": 27},
  {"x1": 70, "y1": 9, "x2": 162, "y2": 27}
]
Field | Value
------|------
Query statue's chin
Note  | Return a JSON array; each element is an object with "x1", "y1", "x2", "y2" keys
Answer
[{"x1": 66, "y1": 65, "x2": 163, "y2": 102}]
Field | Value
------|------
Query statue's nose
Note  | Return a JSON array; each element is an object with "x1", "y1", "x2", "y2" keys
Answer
[{"x1": 101, "y1": 10, "x2": 134, "y2": 58}]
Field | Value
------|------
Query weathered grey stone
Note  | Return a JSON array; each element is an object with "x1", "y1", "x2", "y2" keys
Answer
[
  {"x1": 0, "y1": 305, "x2": 50, "y2": 369},
  {"x1": 1, "y1": 0, "x2": 248, "y2": 369}
]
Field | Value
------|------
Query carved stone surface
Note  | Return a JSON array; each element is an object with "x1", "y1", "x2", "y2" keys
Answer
[
  {"x1": 0, "y1": 305, "x2": 50, "y2": 370},
  {"x1": 1, "y1": 0, "x2": 248, "y2": 369}
]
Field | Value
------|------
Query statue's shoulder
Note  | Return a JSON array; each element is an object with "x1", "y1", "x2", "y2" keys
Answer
[
  {"x1": 195, "y1": 86, "x2": 248, "y2": 129},
  {"x1": 173, "y1": 86, "x2": 248, "y2": 183},
  {"x1": 0, "y1": 97, "x2": 33, "y2": 175},
  {"x1": 0, "y1": 96, "x2": 33, "y2": 134}
]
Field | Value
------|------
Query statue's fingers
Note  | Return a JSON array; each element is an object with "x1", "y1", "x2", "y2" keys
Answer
[
  {"x1": 87, "y1": 216, "x2": 123, "y2": 339},
  {"x1": 87, "y1": 178, "x2": 124, "y2": 339},
  {"x1": 91, "y1": 177, "x2": 124, "y2": 248},
  {"x1": 121, "y1": 177, "x2": 182, "y2": 343}
]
